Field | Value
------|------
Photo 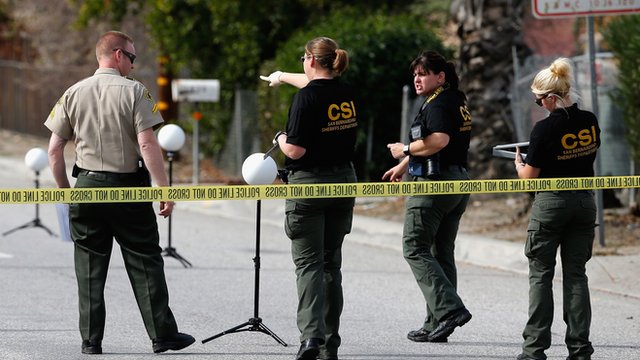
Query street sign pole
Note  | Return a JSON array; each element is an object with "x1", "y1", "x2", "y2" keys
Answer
[{"x1": 586, "y1": 16, "x2": 606, "y2": 246}]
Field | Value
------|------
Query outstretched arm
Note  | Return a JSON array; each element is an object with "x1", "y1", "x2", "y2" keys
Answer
[{"x1": 260, "y1": 71, "x2": 309, "y2": 89}]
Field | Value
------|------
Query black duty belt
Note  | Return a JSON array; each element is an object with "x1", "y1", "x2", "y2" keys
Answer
[
  {"x1": 289, "y1": 163, "x2": 353, "y2": 175},
  {"x1": 78, "y1": 169, "x2": 141, "y2": 181},
  {"x1": 442, "y1": 164, "x2": 467, "y2": 172}
]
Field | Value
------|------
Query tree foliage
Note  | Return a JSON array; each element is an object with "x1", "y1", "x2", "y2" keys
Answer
[
  {"x1": 258, "y1": 8, "x2": 447, "y2": 179},
  {"x1": 69, "y1": 0, "x2": 447, "y2": 166},
  {"x1": 603, "y1": 15, "x2": 640, "y2": 164}
]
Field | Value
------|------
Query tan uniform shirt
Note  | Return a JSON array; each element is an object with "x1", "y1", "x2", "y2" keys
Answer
[{"x1": 44, "y1": 68, "x2": 163, "y2": 173}]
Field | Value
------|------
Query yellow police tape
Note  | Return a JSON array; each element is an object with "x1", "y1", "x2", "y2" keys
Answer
[{"x1": 1, "y1": 176, "x2": 639, "y2": 204}]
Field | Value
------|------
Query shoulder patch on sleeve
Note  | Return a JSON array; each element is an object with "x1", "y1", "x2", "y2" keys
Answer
[
  {"x1": 143, "y1": 88, "x2": 154, "y2": 102},
  {"x1": 48, "y1": 95, "x2": 65, "y2": 119}
]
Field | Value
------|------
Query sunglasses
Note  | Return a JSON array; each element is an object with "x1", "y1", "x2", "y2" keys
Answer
[
  {"x1": 113, "y1": 48, "x2": 136, "y2": 64},
  {"x1": 534, "y1": 94, "x2": 549, "y2": 107}
]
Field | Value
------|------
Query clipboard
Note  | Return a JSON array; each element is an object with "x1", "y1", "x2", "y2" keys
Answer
[
  {"x1": 492, "y1": 141, "x2": 529, "y2": 161},
  {"x1": 55, "y1": 203, "x2": 72, "y2": 241}
]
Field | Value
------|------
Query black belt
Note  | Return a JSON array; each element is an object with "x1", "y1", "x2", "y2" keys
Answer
[
  {"x1": 78, "y1": 169, "x2": 141, "y2": 181},
  {"x1": 289, "y1": 163, "x2": 353, "y2": 175},
  {"x1": 442, "y1": 164, "x2": 467, "y2": 172}
]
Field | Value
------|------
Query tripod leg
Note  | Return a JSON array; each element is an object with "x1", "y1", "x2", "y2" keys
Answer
[
  {"x1": 3, "y1": 221, "x2": 34, "y2": 236},
  {"x1": 33, "y1": 220, "x2": 56, "y2": 237},
  {"x1": 200, "y1": 200, "x2": 286, "y2": 347},
  {"x1": 256, "y1": 322, "x2": 288, "y2": 346},
  {"x1": 162, "y1": 247, "x2": 193, "y2": 268},
  {"x1": 201, "y1": 320, "x2": 253, "y2": 344},
  {"x1": 3, "y1": 220, "x2": 56, "y2": 237}
]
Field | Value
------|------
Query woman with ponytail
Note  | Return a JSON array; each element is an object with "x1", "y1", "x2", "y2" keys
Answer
[{"x1": 269, "y1": 37, "x2": 358, "y2": 360}]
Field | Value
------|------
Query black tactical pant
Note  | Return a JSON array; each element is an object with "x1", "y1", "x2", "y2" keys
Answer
[
  {"x1": 70, "y1": 172, "x2": 178, "y2": 343},
  {"x1": 402, "y1": 166, "x2": 470, "y2": 331},
  {"x1": 285, "y1": 164, "x2": 356, "y2": 359},
  {"x1": 522, "y1": 191, "x2": 595, "y2": 360}
]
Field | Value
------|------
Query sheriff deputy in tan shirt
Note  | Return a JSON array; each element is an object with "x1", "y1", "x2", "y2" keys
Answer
[{"x1": 45, "y1": 30, "x2": 194, "y2": 355}]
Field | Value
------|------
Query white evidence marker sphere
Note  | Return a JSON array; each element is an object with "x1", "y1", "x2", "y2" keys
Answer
[{"x1": 242, "y1": 153, "x2": 277, "y2": 185}]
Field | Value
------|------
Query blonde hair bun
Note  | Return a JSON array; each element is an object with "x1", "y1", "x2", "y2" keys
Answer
[
  {"x1": 531, "y1": 57, "x2": 573, "y2": 97},
  {"x1": 549, "y1": 58, "x2": 571, "y2": 80}
]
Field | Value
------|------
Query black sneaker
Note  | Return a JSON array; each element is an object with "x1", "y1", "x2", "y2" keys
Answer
[
  {"x1": 81, "y1": 340, "x2": 102, "y2": 354},
  {"x1": 407, "y1": 328, "x2": 448, "y2": 343},
  {"x1": 152, "y1": 332, "x2": 195, "y2": 353},
  {"x1": 427, "y1": 308, "x2": 472, "y2": 341}
]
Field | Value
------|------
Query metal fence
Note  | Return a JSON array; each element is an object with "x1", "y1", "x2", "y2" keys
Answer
[
  {"x1": 216, "y1": 89, "x2": 259, "y2": 178},
  {"x1": 511, "y1": 52, "x2": 631, "y2": 177}
]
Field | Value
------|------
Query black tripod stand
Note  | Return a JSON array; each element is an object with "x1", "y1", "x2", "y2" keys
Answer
[
  {"x1": 161, "y1": 151, "x2": 192, "y2": 267},
  {"x1": 3, "y1": 171, "x2": 56, "y2": 237},
  {"x1": 202, "y1": 199, "x2": 287, "y2": 346}
]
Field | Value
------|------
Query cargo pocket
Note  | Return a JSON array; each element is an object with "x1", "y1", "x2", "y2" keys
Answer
[
  {"x1": 524, "y1": 219, "x2": 556, "y2": 266},
  {"x1": 284, "y1": 201, "x2": 297, "y2": 239},
  {"x1": 524, "y1": 220, "x2": 540, "y2": 259},
  {"x1": 402, "y1": 206, "x2": 432, "y2": 254},
  {"x1": 284, "y1": 200, "x2": 313, "y2": 239}
]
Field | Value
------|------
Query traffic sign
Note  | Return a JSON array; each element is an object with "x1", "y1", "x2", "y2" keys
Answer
[
  {"x1": 171, "y1": 79, "x2": 220, "y2": 102},
  {"x1": 532, "y1": 0, "x2": 640, "y2": 18}
]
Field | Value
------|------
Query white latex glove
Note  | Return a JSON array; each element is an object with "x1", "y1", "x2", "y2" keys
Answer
[{"x1": 259, "y1": 71, "x2": 283, "y2": 87}]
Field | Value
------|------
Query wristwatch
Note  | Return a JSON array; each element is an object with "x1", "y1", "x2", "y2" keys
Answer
[
  {"x1": 403, "y1": 144, "x2": 410, "y2": 156},
  {"x1": 273, "y1": 131, "x2": 287, "y2": 145}
]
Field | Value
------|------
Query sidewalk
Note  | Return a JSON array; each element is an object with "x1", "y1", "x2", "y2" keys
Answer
[{"x1": 2, "y1": 154, "x2": 639, "y2": 300}]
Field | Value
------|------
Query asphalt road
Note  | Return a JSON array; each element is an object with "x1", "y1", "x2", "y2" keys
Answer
[
  {"x1": 1, "y1": 156, "x2": 639, "y2": 359},
  {"x1": 1, "y1": 193, "x2": 639, "y2": 360}
]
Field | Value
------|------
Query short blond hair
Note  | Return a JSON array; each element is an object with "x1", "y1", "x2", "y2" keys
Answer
[
  {"x1": 531, "y1": 57, "x2": 573, "y2": 97},
  {"x1": 95, "y1": 31, "x2": 133, "y2": 61}
]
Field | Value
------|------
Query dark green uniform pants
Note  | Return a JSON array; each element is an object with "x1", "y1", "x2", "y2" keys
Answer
[
  {"x1": 285, "y1": 165, "x2": 356, "y2": 359},
  {"x1": 522, "y1": 191, "x2": 595, "y2": 360},
  {"x1": 402, "y1": 166, "x2": 469, "y2": 331},
  {"x1": 70, "y1": 172, "x2": 178, "y2": 343}
]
